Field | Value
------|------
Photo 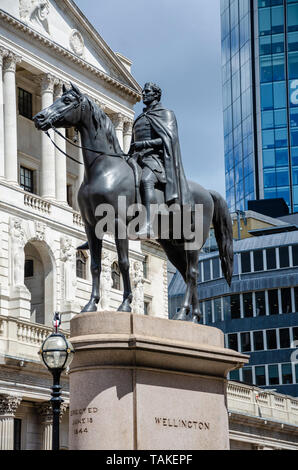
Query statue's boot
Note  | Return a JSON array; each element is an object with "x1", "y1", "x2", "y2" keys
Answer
[{"x1": 136, "y1": 182, "x2": 157, "y2": 239}]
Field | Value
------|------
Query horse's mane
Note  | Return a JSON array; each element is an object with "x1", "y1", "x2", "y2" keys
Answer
[{"x1": 85, "y1": 96, "x2": 123, "y2": 155}]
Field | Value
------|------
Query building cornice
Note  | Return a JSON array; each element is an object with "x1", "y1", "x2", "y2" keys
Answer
[{"x1": 0, "y1": 8, "x2": 142, "y2": 103}]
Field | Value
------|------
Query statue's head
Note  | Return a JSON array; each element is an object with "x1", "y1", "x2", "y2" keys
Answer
[{"x1": 142, "y1": 82, "x2": 162, "y2": 105}]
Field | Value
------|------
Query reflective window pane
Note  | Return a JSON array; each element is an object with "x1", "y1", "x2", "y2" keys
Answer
[
  {"x1": 268, "y1": 289, "x2": 279, "y2": 315},
  {"x1": 282, "y1": 363, "x2": 293, "y2": 384},
  {"x1": 268, "y1": 364, "x2": 279, "y2": 385},
  {"x1": 279, "y1": 328, "x2": 290, "y2": 348},
  {"x1": 255, "y1": 366, "x2": 266, "y2": 386},
  {"x1": 256, "y1": 291, "x2": 266, "y2": 316},
  {"x1": 267, "y1": 329, "x2": 277, "y2": 349},
  {"x1": 253, "y1": 331, "x2": 264, "y2": 351},
  {"x1": 241, "y1": 332, "x2": 251, "y2": 352}
]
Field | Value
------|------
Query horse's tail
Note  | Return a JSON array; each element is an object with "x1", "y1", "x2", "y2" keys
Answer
[{"x1": 209, "y1": 190, "x2": 234, "y2": 286}]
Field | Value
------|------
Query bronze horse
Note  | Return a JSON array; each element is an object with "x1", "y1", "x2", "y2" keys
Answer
[{"x1": 33, "y1": 83, "x2": 233, "y2": 322}]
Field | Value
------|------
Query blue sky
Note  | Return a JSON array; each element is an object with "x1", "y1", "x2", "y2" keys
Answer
[{"x1": 75, "y1": 0, "x2": 225, "y2": 197}]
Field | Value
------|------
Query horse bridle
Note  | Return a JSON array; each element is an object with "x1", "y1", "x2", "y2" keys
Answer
[{"x1": 44, "y1": 93, "x2": 129, "y2": 167}]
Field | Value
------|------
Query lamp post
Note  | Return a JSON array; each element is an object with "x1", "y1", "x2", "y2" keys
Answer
[{"x1": 39, "y1": 313, "x2": 74, "y2": 451}]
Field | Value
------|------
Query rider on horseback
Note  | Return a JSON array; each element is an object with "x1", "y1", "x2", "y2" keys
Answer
[{"x1": 129, "y1": 82, "x2": 193, "y2": 238}]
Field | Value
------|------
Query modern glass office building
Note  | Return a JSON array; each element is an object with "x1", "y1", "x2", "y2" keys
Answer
[{"x1": 221, "y1": 0, "x2": 298, "y2": 213}]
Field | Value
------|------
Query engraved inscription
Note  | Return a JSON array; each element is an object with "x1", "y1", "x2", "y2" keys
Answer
[
  {"x1": 155, "y1": 417, "x2": 210, "y2": 430},
  {"x1": 71, "y1": 407, "x2": 98, "y2": 435}
]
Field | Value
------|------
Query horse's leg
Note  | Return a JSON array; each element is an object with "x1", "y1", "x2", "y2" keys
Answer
[
  {"x1": 81, "y1": 224, "x2": 102, "y2": 313},
  {"x1": 115, "y1": 236, "x2": 133, "y2": 312},
  {"x1": 189, "y1": 250, "x2": 201, "y2": 324}
]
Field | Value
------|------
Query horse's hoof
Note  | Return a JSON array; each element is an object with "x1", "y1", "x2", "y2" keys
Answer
[
  {"x1": 173, "y1": 307, "x2": 190, "y2": 321},
  {"x1": 80, "y1": 299, "x2": 99, "y2": 313},
  {"x1": 192, "y1": 314, "x2": 200, "y2": 324},
  {"x1": 117, "y1": 300, "x2": 132, "y2": 313}
]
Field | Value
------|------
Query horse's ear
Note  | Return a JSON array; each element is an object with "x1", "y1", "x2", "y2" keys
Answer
[
  {"x1": 70, "y1": 82, "x2": 82, "y2": 97},
  {"x1": 62, "y1": 84, "x2": 68, "y2": 94}
]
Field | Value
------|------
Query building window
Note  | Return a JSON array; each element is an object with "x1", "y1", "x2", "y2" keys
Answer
[
  {"x1": 214, "y1": 297, "x2": 222, "y2": 322},
  {"x1": 268, "y1": 365, "x2": 279, "y2": 386},
  {"x1": 268, "y1": 289, "x2": 279, "y2": 315},
  {"x1": 266, "y1": 329, "x2": 277, "y2": 350},
  {"x1": 255, "y1": 291, "x2": 266, "y2": 316},
  {"x1": 253, "y1": 250, "x2": 264, "y2": 271},
  {"x1": 228, "y1": 333, "x2": 238, "y2": 351},
  {"x1": 67, "y1": 185, "x2": 73, "y2": 207},
  {"x1": 14, "y1": 419, "x2": 22, "y2": 450},
  {"x1": 241, "y1": 251, "x2": 251, "y2": 273},
  {"x1": 266, "y1": 248, "x2": 276, "y2": 270},
  {"x1": 112, "y1": 262, "x2": 121, "y2": 291},
  {"x1": 24, "y1": 259, "x2": 34, "y2": 278},
  {"x1": 242, "y1": 367, "x2": 253, "y2": 385},
  {"x1": 205, "y1": 300, "x2": 213, "y2": 323},
  {"x1": 243, "y1": 292, "x2": 253, "y2": 318},
  {"x1": 253, "y1": 331, "x2": 264, "y2": 351},
  {"x1": 282, "y1": 363, "x2": 293, "y2": 385},
  {"x1": 144, "y1": 301, "x2": 150, "y2": 315},
  {"x1": 281, "y1": 288, "x2": 292, "y2": 313},
  {"x1": 255, "y1": 366, "x2": 266, "y2": 386},
  {"x1": 229, "y1": 370, "x2": 240, "y2": 381},
  {"x1": 212, "y1": 257, "x2": 220, "y2": 279},
  {"x1": 203, "y1": 260, "x2": 211, "y2": 281},
  {"x1": 279, "y1": 246, "x2": 289, "y2": 268},
  {"x1": 240, "y1": 332, "x2": 251, "y2": 352},
  {"x1": 18, "y1": 87, "x2": 32, "y2": 119},
  {"x1": 143, "y1": 256, "x2": 149, "y2": 279},
  {"x1": 20, "y1": 166, "x2": 34, "y2": 193},
  {"x1": 279, "y1": 328, "x2": 290, "y2": 349},
  {"x1": 292, "y1": 245, "x2": 298, "y2": 266},
  {"x1": 231, "y1": 294, "x2": 241, "y2": 319},
  {"x1": 76, "y1": 251, "x2": 87, "y2": 279}
]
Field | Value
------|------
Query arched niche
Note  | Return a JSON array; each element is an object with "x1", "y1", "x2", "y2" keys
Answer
[{"x1": 24, "y1": 240, "x2": 56, "y2": 326}]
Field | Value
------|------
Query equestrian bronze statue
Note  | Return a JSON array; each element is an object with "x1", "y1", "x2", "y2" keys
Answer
[{"x1": 33, "y1": 82, "x2": 233, "y2": 323}]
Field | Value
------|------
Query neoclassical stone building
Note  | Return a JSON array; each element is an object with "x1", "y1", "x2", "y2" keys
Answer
[{"x1": 0, "y1": 0, "x2": 169, "y2": 449}]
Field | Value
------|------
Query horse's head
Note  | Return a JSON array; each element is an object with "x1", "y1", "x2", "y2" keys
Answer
[{"x1": 33, "y1": 82, "x2": 84, "y2": 132}]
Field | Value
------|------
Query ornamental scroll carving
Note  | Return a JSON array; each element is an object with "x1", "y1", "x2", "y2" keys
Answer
[{"x1": 19, "y1": 0, "x2": 50, "y2": 35}]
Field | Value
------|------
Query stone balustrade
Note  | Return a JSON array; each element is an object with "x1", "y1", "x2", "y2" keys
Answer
[
  {"x1": 227, "y1": 381, "x2": 298, "y2": 427},
  {"x1": 0, "y1": 316, "x2": 69, "y2": 361},
  {"x1": 24, "y1": 193, "x2": 51, "y2": 214}
]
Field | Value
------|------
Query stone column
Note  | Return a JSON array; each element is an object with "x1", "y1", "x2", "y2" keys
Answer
[
  {"x1": 123, "y1": 119, "x2": 133, "y2": 154},
  {"x1": 54, "y1": 81, "x2": 67, "y2": 205},
  {"x1": 3, "y1": 52, "x2": 22, "y2": 184},
  {"x1": 38, "y1": 403, "x2": 52, "y2": 450},
  {"x1": 111, "y1": 113, "x2": 124, "y2": 150},
  {"x1": 39, "y1": 73, "x2": 57, "y2": 200},
  {"x1": 38, "y1": 402, "x2": 68, "y2": 450},
  {"x1": 0, "y1": 395, "x2": 22, "y2": 450},
  {"x1": 0, "y1": 48, "x2": 8, "y2": 179}
]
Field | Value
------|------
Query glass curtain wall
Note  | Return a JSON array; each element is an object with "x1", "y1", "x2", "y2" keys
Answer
[
  {"x1": 259, "y1": 0, "x2": 298, "y2": 212},
  {"x1": 221, "y1": 0, "x2": 256, "y2": 212}
]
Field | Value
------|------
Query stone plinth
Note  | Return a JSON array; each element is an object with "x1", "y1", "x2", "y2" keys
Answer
[{"x1": 69, "y1": 311, "x2": 248, "y2": 450}]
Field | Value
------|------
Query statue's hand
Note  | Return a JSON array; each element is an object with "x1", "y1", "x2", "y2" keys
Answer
[{"x1": 130, "y1": 141, "x2": 145, "y2": 152}]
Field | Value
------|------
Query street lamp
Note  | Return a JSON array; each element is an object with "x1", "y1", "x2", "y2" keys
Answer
[{"x1": 39, "y1": 313, "x2": 74, "y2": 451}]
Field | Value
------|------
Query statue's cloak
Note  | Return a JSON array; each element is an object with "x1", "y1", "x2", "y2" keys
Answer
[{"x1": 132, "y1": 103, "x2": 193, "y2": 206}]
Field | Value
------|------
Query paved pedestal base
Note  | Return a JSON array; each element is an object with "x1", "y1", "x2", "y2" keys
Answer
[{"x1": 69, "y1": 311, "x2": 248, "y2": 450}]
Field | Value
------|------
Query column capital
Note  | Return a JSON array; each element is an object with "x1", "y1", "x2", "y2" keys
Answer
[
  {"x1": 111, "y1": 113, "x2": 125, "y2": 130},
  {"x1": 0, "y1": 395, "x2": 22, "y2": 416},
  {"x1": 0, "y1": 47, "x2": 8, "y2": 67},
  {"x1": 3, "y1": 52, "x2": 22, "y2": 73},
  {"x1": 37, "y1": 402, "x2": 68, "y2": 423},
  {"x1": 37, "y1": 73, "x2": 59, "y2": 94},
  {"x1": 54, "y1": 80, "x2": 67, "y2": 99},
  {"x1": 123, "y1": 118, "x2": 133, "y2": 135}
]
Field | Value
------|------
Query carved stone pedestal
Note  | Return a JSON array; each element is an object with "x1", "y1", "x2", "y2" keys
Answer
[{"x1": 69, "y1": 311, "x2": 248, "y2": 450}]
